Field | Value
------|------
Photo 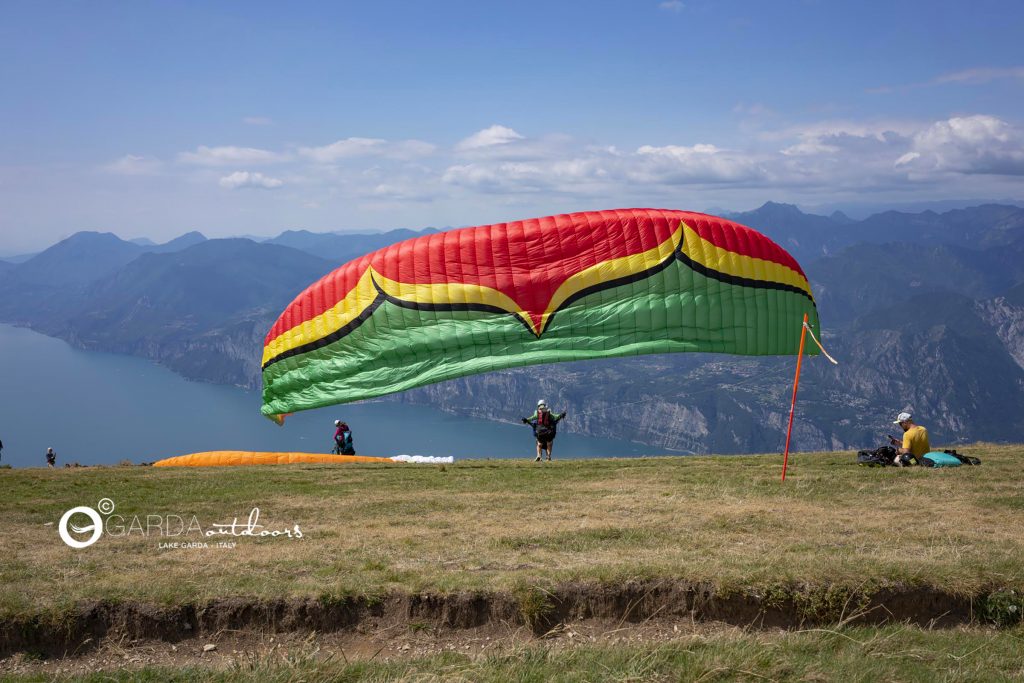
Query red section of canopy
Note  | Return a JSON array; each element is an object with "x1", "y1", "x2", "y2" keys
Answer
[{"x1": 265, "y1": 209, "x2": 806, "y2": 344}]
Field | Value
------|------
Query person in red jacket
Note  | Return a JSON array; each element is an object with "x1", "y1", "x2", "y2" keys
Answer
[{"x1": 333, "y1": 420, "x2": 355, "y2": 455}]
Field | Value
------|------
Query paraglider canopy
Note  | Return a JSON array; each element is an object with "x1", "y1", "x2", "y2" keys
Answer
[{"x1": 261, "y1": 208, "x2": 819, "y2": 422}]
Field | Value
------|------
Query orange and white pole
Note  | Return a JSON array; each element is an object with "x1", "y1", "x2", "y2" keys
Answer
[{"x1": 781, "y1": 313, "x2": 809, "y2": 482}]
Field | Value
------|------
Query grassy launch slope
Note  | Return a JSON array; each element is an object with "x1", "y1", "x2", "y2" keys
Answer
[
  {"x1": 3, "y1": 446, "x2": 1024, "y2": 680},
  {"x1": 2, "y1": 444, "x2": 1023, "y2": 619}
]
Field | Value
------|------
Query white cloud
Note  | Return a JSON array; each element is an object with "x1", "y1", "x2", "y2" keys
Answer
[
  {"x1": 764, "y1": 120, "x2": 917, "y2": 144},
  {"x1": 456, "y1": 125, "x2": 525, "y2": 152},
  {"x1": 299, "y1": 137, "x2": 435, "y2": 163},
  {"x1": 300, "y1": 137, "x2": 385, "y2": 162},
  {"x1": 242, "y1": 116, "x2": 272, "y2": 126},
  {"x1": 102, "y1": 154, "x2": 161, "y2": 175},
  {"x1": 180, "y1": 145, "x2": 283, "y2": 166},
  {"x1": 116, "y1": 115, "x2": 1024, "y2": 218},
  {"x1": 775, "y1": 124, "x2": 909, "y2": 161},
  {"x1": 443, "y1": 140, "x2": 771, "y2": 197},
  {"x1": 218, "y1": 171, "x2": 284, "y2": 190},
  {"x1": 318, "y1": 116, "x2": 1024, "y2": 203},
  {"x1": 781, "y1": 140, "x2": 840, "y2": 156},
  {"x1": 442, "y1": 163, "x2": 544, "y2": 193},
  {"x1": 769, "y1": 122, "x2": 914, "y2": 184},
  {"x1": 442, "y1": 157, "x2": 609, "y2": 194},
  {"x1": 755, "y1": 123, "x2": 917, "y2": 192},
  {"x1": 632, "y1": 144, "x2": 766, "y2": 184},
  {"x1": 895, "y1": 115, "x2": 1024, "y2": 175},
  {"x1": 658, "y1": 0, "x2": 684, "y2": 12},
  {"x1": 894, "y1": 151, "x2": 920, "y2": 166},
  {"x1": 454, "y1": 128, "x2": 579, "y2": 165},
  {"x1": 436, "y1": 115, "x2": 1022, "y2": 200}
]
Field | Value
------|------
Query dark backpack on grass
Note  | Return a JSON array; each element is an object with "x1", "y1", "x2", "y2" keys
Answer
[
  {"x1": 949, "y1": 450, "x2": 980, "y2": 465},
  {"x1": 857, "y1": 445, "x2": 897, "y2": 467}
]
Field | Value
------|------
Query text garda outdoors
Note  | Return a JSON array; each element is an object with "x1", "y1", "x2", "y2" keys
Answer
[{"x1": 57, "y1": 498, "x2": 303, "y2": 549}]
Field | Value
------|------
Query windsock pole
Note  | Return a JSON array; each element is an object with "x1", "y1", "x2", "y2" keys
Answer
[{"x1": 781, "y1": 313, "x2": 809, "y2": 482}]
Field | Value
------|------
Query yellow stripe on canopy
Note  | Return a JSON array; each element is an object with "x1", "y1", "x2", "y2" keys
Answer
[
  {"x1": 679, "y1": 222, "x2": 814, "y2": 299},
  {"x1": 262, "y1": 268, "x2": 378, "y2": 366}
]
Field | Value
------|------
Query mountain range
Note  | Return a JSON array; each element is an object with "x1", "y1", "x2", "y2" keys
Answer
[{"x1": 2, "y1": 203, "x2": 1023, "y2": 453}]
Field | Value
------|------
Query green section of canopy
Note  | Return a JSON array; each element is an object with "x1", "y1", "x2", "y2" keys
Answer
[{"x1": 261, "y1": 260, "x2": 819, "y2": 417}]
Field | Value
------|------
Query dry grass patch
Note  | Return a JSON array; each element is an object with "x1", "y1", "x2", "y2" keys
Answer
[
  {"x1": 5, "y1": 624, "x2": 1024, "y2": 682},
  {"x1": 2, "y1": 444, "x2": 1023, "y2": 619}
]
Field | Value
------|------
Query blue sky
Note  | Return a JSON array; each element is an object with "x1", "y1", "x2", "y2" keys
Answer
[{"x1": 1, "y1": 1, "x2": 1022, "y2": 252}]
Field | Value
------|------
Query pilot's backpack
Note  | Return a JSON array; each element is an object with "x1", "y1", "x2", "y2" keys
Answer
[
  {"x1": 857, "y1": 445, "x2": 897, "y2": 467},
  {"x1": 920, "y1": 449, "x2": 980, "y2": 467}
]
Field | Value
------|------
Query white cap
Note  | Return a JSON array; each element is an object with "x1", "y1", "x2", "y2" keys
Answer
[
  {"x1": 893, "y1": 412, "x2": 912, "y2": 425},
  {"x1": 537, "y1": 399, "x2": 547, "y2": 407},
  {"x1": 334, "y1": 419, "x2": 342, "y2": 426}
]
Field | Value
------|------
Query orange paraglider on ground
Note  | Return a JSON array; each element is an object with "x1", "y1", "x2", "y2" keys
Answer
[{"x1": 152, "y1": 451, "x2": 451, "y2": 467}]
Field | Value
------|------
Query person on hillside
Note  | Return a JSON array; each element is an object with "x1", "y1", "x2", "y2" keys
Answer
[
  {"x1": 45, "y1": 447, "x2": 56, "y2": 468},
  {"x1": 0, "y1": 438, "x2": 4, "y2": 463},
  {"x1": 888, "y1": 412, "x2": 930, "y2": 465},
  {"x1": 522, "y1": 399, "x2": 566, "y2": 462},
  {"x1": 334, "y1": 420, "x2": 355, "y2": 455}
]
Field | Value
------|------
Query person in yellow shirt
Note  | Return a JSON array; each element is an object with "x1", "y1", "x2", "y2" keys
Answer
[{"x1": 889, "y1": 411, "x2": 930, "y2": 464}]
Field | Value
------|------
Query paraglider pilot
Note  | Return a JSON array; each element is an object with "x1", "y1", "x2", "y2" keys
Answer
[
  {"x1": 333, "y1": 420, "x2": 355, "y2": 455},
  {"x1": 522, "y1": 400, "x2": 566, "y2": 462}
]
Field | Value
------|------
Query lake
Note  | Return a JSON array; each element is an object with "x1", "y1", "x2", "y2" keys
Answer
[{"x1": 0, "y1": 324, "x2": 657, "y2": 467}]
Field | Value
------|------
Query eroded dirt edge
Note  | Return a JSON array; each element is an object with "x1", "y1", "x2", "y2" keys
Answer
[{"x1": 2, "y1": 578, "x2": 1000, "y2": 663}]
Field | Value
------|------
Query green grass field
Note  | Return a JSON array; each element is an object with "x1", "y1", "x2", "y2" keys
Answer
[
  {"x1": 2, "y1": 445, "x2": 1024, "y2": 680},
  {"x1": 3, "y1": 444, "x2": 1023, "y2": 616}
]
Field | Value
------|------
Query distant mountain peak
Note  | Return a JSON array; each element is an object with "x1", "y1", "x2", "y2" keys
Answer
[
  {"x1": 62, "y1": 231, "x2": 133, "y2": 245},
  {"x1": 160, "y1": 231, "x2": 207, "y2": 246},
  {"x1": 757, "y1": 201, "x2": 805, "y2": 215},
  {"x1": 8, "y1": 231, "x2": 143, "y2": 287}
]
